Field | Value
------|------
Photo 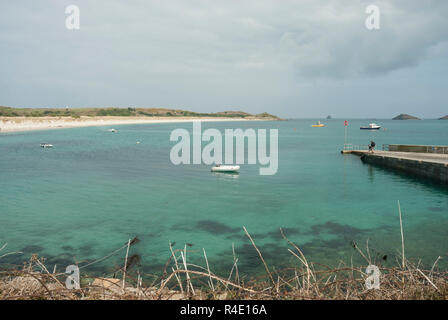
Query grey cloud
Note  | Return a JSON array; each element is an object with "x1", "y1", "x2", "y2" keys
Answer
[
  {"x1": 273, "y1": 0, "x2": 448, "y2": 77},
  {"x1": 0, "y1": 0, "x2": 447, "y2": 117}
]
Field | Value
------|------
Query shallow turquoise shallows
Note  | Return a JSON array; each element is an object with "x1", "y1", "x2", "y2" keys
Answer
[{"x1": 0, "y1": 119, "x2": 447, "y2": 276}]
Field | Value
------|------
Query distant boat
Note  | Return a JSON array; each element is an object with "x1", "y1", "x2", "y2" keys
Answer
[
  {"x1": 360, "y1": 123, "x2": 381, "y2": 130},
  {"x1": 211, "y1": 165, "x2": 240, "y2": 173},
  {"x1": 311, "y1": 121, "x2": 325, "y2": 127},
  {"x1": 40, "y1": 143, "x2": 53, "y2": 148},
  {"x1": 108, "y1": 129, "x2": 117, "y2": 133}
]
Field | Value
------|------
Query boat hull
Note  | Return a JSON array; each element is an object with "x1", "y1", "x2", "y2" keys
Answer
[
  {"x1": 360, "y1": 127, "x2": 381, "y2": 130},
  {"x1": 211, "y1": 165, "x2": 240, "y2": 173}
]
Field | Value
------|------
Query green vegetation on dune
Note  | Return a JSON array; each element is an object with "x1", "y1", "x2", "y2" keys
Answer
[{"x1": 0, "y1": 106, "x2": 280, "y2": 120}]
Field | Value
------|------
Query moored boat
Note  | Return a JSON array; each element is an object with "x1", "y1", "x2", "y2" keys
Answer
[
  {"x1": 360, "y1": 123, "x2": 381, "y2": 130},
  {"x1": 211, "y1": 165, "x2": 240, "y2": 173},
  {"x1": 311, "y1": 121, "x2": 325, "y2": 127},
  {"x1": 40, "y1": 143, "x2": 53, "y2": 148}
]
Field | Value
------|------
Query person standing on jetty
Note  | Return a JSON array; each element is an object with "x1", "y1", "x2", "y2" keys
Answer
[{"x1": 368, "y1": 141, "x2": 376, "y2": 153}]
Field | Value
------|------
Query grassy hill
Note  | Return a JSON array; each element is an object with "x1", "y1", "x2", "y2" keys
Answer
[{"x1": 0, "y1": 106, "x2": 280, "y2": 120}]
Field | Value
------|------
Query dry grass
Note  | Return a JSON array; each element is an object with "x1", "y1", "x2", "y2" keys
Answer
[{"x1": 1, "y1": 235, "x2": 447, "y2": 300}]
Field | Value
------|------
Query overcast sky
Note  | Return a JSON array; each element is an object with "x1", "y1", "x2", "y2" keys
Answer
[{"x1": 1, "y1": 1, "x2": 447, "y2": 118}]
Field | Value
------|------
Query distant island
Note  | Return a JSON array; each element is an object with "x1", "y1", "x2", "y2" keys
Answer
[
  {"x1": 392, "y1": 113, "x2": 421, "y2": 120},
  {"x1": 439, "y1": 115, "x2": 448, "y2": 120},
  {"x1": 326, "y1": 115, "x2": 332, "y2": 119},
  {"x1": 0, "y1": 106, "x2": 281, "y2": 133}
]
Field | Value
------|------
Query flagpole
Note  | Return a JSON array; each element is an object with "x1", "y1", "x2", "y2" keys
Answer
[
  {"x1": 343, "y1": 120, "x2": 348, "y2": 150},
  {"x1": 345, "y1": 124, "x2": 347, "y2": 147}
]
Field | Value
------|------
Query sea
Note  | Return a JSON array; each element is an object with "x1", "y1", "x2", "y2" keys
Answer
[{"x1": 0, "y1": 119, "x2": 447, "y2": 278}]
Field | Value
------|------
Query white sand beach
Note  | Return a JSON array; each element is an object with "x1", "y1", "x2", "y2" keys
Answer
[{"x1": 0, "y1": 116, "x2": 270, "y2": 133}]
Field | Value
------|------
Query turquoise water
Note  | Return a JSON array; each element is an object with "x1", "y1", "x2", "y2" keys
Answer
[{"x1": 0, "y1": 119, "x2": 447, "y2": 277}]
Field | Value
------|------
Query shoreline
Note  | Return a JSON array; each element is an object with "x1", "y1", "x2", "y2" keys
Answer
[{"x1": 0, "y1": 116, "x2": 277, "y2": 133}]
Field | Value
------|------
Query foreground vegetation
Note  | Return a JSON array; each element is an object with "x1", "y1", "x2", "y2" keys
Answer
[
  {"x1": 1, "y1": 224, "x2": 447, "y2": 300},
  {"x1": 0, "y1": 106, "x2": 280, "y2": 120}
]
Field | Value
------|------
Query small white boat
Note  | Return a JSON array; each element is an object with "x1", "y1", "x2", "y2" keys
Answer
[
  {"x1": 40, "y1": 143, "x2": 53, "y2": 148},
  {"x1": 108, "y1": 129, "x2": 118, "y2": 133},
  {"x1": 211, "y1": 165, "x2": 240, "y2": 173},
  {"x1": 360, "y1": 123, "x2": 381, "y2": 130}
]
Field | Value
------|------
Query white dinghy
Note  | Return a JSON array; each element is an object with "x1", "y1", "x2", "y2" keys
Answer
[{"x1": 211, "y1": 165, "x2": 240, "y2": 173}]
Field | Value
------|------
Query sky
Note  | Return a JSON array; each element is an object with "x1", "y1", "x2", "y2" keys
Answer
[{"x1": 0, "y1": 0, "x2": 447, "y2": 118}]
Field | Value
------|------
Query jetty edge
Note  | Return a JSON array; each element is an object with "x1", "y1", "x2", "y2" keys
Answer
[{"x1": 342, "y1": 144, "x2": 448, "y2": 185}]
